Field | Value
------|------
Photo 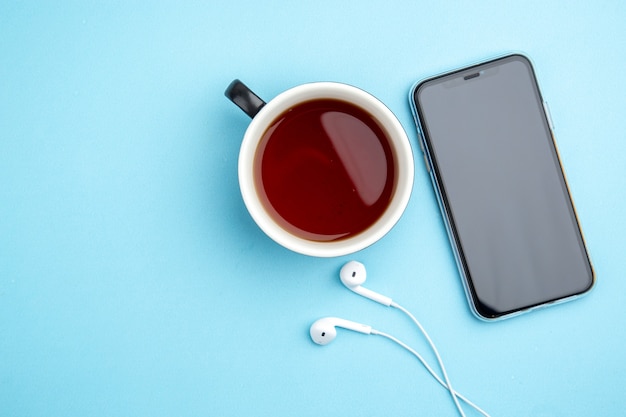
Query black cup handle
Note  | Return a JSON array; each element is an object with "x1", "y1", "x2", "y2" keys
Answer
[{"x1": 224, "y1": 79, "x2": 266, "y2": 119}]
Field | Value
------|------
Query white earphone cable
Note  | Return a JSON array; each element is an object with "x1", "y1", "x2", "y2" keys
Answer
[
  {"x1": 371, "y1": 328, "x2": 491, "y2": 417},
  {"x1": 389, "y1": 301, "x2": 490, "y2": 417},
  {"x1": 391, "y1": 301, "x2": 463, "y2": 415}
]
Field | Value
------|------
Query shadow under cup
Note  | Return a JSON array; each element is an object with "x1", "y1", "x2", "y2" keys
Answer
[{"x1": 238, "y1": 83, "x2": 414, "y2": 257}]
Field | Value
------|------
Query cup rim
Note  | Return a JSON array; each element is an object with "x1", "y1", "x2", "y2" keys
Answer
[{"x1": 238, "y1": 82, "x2": 414, "y2": 257}]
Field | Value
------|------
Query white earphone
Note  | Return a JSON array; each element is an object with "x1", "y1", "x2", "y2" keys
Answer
[
  {"x1": 310, "y1": 261, "x2": 491, "y2": 417},
  {"x1": 309, "y1": 317, "x2": 372, "y2": 345},
  {"x1": 339, "y1": 260, "x2": 393, "y2": 306}
]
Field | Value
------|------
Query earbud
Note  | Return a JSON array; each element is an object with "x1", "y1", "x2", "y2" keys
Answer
[
  {"x1": 340, "y1": 260, "x2": 393, "y2": 306},
  {"x1": 309, "y1": 317, "x2": 373, "y2": 345}
]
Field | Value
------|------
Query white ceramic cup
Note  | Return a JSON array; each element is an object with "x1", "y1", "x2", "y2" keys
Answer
[{"x1": 226, "y1": 80, "x2": 414, "y2": 257}]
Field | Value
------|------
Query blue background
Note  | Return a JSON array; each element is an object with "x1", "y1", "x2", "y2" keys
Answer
[{"x1": 1, "y1": 2, "x2": 625, "y2": 416}]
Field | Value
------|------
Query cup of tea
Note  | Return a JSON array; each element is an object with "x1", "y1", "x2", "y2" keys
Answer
[{"x1": 225, "y1": 79, "x2": 414, "y2": 257}]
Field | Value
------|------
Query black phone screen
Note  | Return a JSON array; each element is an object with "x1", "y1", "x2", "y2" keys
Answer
[{"x1": 413, "y1": 55, "x2": 594, "y2": 319}]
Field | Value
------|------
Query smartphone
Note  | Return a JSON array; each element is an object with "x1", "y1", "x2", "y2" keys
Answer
[{"x1": 409, "y1": 54, "x2": 595, "y2": 320}]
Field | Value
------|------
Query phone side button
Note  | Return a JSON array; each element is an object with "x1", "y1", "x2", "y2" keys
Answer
[
  {"x1": 423, "y1": 154, "x2": 431, "y2": 173},
  {"x1": 544, "y1": 101, "x2": 555, "y2": 130}
]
